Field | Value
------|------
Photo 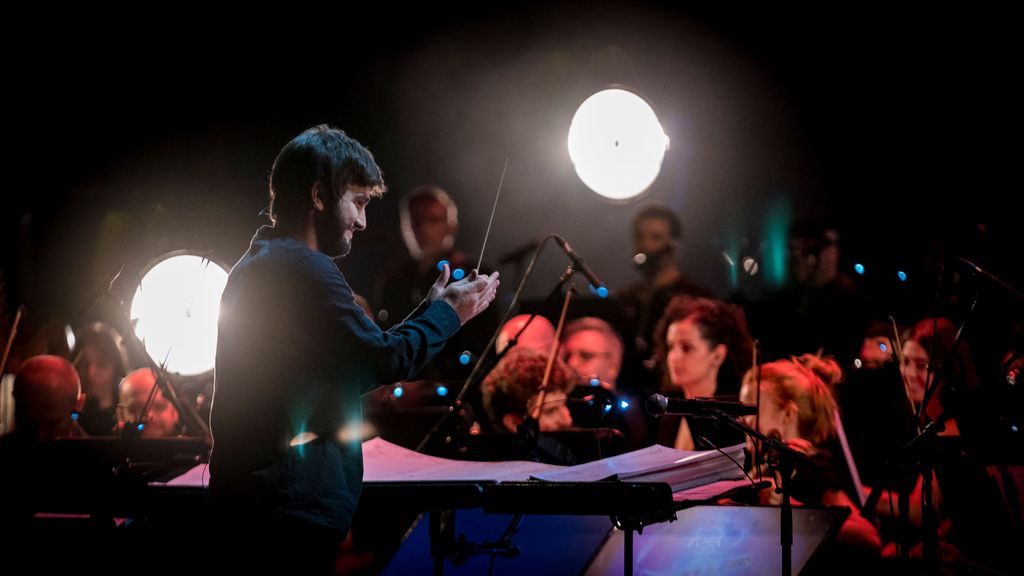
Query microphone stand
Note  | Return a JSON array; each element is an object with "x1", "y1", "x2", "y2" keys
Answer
[
  {"x1": 862, "y1": 257, "x2": 986, "y2": 572},
  {"x1": 664, "y1": 406, "x2": 808, "y2": 576},
  {"x1": 70, "y1": 261, "x2": 211, "y2": 443},
  {"x1": 415, "y1": 235, "x2": 574, "y2": 454},
  {"x1": 861, "y1": 309, "x2": 970, "y2": 570},
  {"x1": 101, "y1": 285, "x2": 212, "y2": 444},
  {"x1": 861, "y1": 410, "x2": 954, "y2": 565}
]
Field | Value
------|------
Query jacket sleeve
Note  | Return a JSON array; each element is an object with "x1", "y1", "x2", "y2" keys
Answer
[{"x1": 308, "y1": 251, "x2": 461, "y2": 390}]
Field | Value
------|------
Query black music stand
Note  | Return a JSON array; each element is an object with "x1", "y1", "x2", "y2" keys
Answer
[
  {"x1": 373, "y1": 479, "x2": 678, "y2": 576},
  {"x1": 381, "y1": 507, "x2": 612, "y2": 576}
]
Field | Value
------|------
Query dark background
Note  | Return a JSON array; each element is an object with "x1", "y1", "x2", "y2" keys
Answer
[{"x1": 3, "y1": 4, "x2": 1020, "y2": 336}]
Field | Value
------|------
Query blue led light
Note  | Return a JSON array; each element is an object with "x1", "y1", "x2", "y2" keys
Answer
[
  {"x1": 592, "y1": 285, "x2": 609, "y2": 298},
  {"x1": 587, "y1": 400, "x2": 595, "y2": 406},
  {"x1": 1012, "y1": 425, "x2": 1019, "y2": 433},
  {"x1": 897, "y1": 271, "x2": 907, "y2": 282},
  {"x1": 459, "y1": 353, "x2": 472, "y2": 365},
  {"x1": 602, "y1": 404, "x2": 612, "y2": 413},
  {"x1": 436, "y1": 259, "x2": 449, "y2": 271},
  {"x1": 70, "y1": 411, "x2": 79, "y2": 421},
  {"x1": 393, "y1": 386, "x2": 404, "y2": 398},
  {"x1": 880, "y1": 343, "x2": 888, "y2": 352},
  {"x1": 854, "y1": 263, "x2": 865, "y2": 275},
  {"x1": 137, "y1": 423, "x2": 145, "y2": 431},
  {"x1": 452, "y1": 268, "x2": 466, "y2": 280},
  {"x1": 436, "y1": 386, "x2": 448, "y2": 397},
  {"x1": 589, "y1": 378, "x2": 600, "y2": 387},
  {"x1": 619, "y1": 400, "x2": 630, "y2": 410}
]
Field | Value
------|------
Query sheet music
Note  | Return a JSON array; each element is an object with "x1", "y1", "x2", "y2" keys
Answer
[
  {"x1": 363, "y1": 436, "x2": 564, "y2": 482},
  {"x1": 530, "y1": 443, "x2": 744, "y2": 483},
  {"x1": 153, "y1": 438, "x2": 565, "y2": 486},
  {"x1": 158, "y1": 463, "x2": 208, "y2": 487}
]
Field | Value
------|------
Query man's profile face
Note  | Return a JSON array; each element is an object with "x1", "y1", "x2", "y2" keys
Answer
[
  {"x1": 561, "y1": 329, "x2": 620, "y2": 384},
  {"x1": 316, "y1": 185, "x2": 373, "y2": 258}
]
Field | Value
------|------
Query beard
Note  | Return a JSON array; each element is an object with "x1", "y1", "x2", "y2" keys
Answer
[{"x1": 314, "y1": 201, "x2": 351, "y2": 259}]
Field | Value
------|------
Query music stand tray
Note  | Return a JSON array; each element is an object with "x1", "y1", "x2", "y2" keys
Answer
[{"x1": 583, "y1": 505, "x2": 848, "y2": 575}]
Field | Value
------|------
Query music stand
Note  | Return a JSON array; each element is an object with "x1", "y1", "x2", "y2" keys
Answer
[{"x1": 583, "y1": 505, "x2": 849, "y2": 575}]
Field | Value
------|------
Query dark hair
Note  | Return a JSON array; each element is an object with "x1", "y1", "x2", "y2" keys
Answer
[
  {"x1": 787, "y1": 214, "x2": 839, "y2": 254},
  {"x1": 632, "y1": 204, "x2": 682, "y2": 240},
  {"x1": 904, "y1": 317, "x2": 979, "y2": 398},
  {"x1": 482, "y1": 348, "x2": 576, "y2": 428},
  {"x1": 268, "y1": 125, "x2": 385, "y2": 227},
  {"x1": 653, "y1": 296, "x2": 754, "y2": 394}
]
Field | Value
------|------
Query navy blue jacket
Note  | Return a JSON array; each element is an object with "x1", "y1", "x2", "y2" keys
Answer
[{"x1": 210, "y1": 226, "x2": 460, "y2": 531}]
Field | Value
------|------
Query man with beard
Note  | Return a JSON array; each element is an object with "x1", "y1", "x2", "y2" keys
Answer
[
  {"x1": 615, "y1": 204, "x2": 710, "y2": 394},
  {"x1": 210, "y1": 126, "x2": 499, "y2": 574}
]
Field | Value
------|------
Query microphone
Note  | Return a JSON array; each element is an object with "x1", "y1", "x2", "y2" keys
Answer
[
  {"x1": 553, "y1": 235, "x2": 608, "y2": 298},
  {"x1": 645, "y1": 394, "x2": 757, "y2": 417},
  {"x1": 956, "y1": 257, "x2": 1024, "y2": 301}
]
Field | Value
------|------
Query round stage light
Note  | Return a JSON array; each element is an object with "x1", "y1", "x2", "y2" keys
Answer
[
  {"x1": 129, "y1": 251, "x2": 229, "y2": 377},
  {"x1": 568, "y1": 88, "x2": 669, "y2": 201}
]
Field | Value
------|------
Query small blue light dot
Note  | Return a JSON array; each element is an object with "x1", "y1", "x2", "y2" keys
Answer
[
  {"x1": 595, "y1": 286, "x2": 609, "y2": 298},
  {"x1": 603, "y1": 404, "x2": 613, "y2": 413},
  {"x1": 619, "y1": 400, "x2": 630, "y2": 410},
  {"x1": 437, "y1": 260, "x2": 449, "y2": 272},
  {"x1": 880, "y1": 343, "x2": 888, "y2": 352},
  {"x1": 70, "y1": 412, "x2": 79, "y2": 421},
  {"x1": 1012, "y1": 425, "x2": 1019, "y2": 433},
  {"x1": 436, "y1": 386, "x2": 448, "y2": 397},
  {"x1": 393, "y1": 386, "x2": 404, "y2": 398},
  {"x1": 459, "y1": 353, "x2": 472, "y2": 365},
  {"x1": 452, "y1": 268, "x2": 466, "y2": 280},
  {"x1": 137, "y1": 423, "x2": 145, "y2": 431},
  {"x1": 897, "y1": 271, "x2": 907, "y2": 282},
  {"x1": 854, "y1": 263, "x2": 865, "y2": 275},
  {"x1": 589, "y1": 378, "x2": 600, "y2": 387},
  {"x1": 587, "y1": 400, "x2": 595, "y2": 406}
]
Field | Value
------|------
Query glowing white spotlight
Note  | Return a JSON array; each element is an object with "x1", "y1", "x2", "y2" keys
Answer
[
  {"x1": 129, "y1": 251, "x2": 229, "y2": 377},
  {"x1": 567, "y1": 88, "x2": 669, "y2": 200}
]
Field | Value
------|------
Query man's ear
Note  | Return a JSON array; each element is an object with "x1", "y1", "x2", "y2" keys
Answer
[{"x1": 311, "y1": 182, "x2": 325, "y2": 212}]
